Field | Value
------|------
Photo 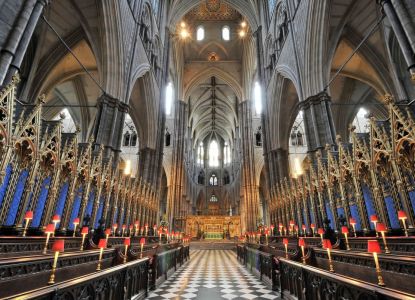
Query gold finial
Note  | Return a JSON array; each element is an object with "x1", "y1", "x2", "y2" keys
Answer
[
  {"x1": 75, "y1": 125, "x2": 81, "y2": 133},
  {"x1": 325, "y1": 144, "x2": 331, "y2": 151},
  {"x1": 336, "y1": 135, "x2": 342, "y2": 143},
  {"x1": 383, "y1": 93, "x2": 393, "y2": 104}
]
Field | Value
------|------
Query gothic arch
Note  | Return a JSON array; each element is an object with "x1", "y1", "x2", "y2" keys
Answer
[{"x1": 129, "y1": 71, "x2": 159, "y2": 149}]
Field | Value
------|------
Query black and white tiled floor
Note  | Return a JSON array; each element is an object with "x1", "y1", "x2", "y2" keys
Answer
[{"x1": 147, "y1": 250, "x2": 280, "y2": 300}]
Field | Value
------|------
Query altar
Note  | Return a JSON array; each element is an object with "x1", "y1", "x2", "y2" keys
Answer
[{"x1": 185, "y1": 215, "x2": 241, "y2": 238}]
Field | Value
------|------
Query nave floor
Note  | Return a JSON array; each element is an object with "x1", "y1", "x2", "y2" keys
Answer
[{"x1": 147, "y1": 250, "x2": 280, "y2": 300}]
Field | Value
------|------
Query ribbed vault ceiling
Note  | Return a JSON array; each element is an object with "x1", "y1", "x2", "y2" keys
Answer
[{"x1": 189, "y1": 76, "x2": 237, "y2": 147}]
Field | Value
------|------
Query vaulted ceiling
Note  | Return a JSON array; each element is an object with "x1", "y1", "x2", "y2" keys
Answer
[
  {"x1": 180, "y1": 0, "x2": 245, "y2": 149},
  {"x1": 189, "y1": 76, "x2": 237, "y2": 147}
]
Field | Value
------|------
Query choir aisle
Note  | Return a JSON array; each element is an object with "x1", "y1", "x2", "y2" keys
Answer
[{"x1": 147, "y1": 250, "x2": 279, "y2": 300}]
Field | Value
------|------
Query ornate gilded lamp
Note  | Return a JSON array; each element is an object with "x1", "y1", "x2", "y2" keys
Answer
[
  {"x1": 80, "y1": 226, "x2": 88, "y2": 251},
  {"x1": 376, "y1": 223, "x2": 390, "y2": 254},
  {"x1": 341, "y1": 226, "x2": 351, "y2": 250},
  {"x1": 22, "y1": 211, "x2": 33, "y2": 237},
  {"x1": 318, "y1": 228, "x2": 324, "y2": 243},
  {"x1": 283, "y1": 238, "x2": 289, "y2": 259},
  {"x1": 43, "y1": 224, "x2": 55, "y2": 254},
  {"x1": 72, "y1": 218, "x2": 80, "y2": 237},
  {"x1": 96, "y1": 239, "x2": 107, "y2": 271},
  {"x1": 323, "y1": 239, "x2": 334, "y2": 272},
  {"x1": 104, "y1": 228, "x2": 111, "y2": 243},
  {"x1": 123, "y1": 237, "x2": 130, "y2": 263},
  {"x1": 398, "y1": 210, "x2": 408, "y2": 237},
  {"x1": 368, "y1": 240, "x2": 385, "y2": 286},
  {"x1": 140, "y1": 237, "x2": 145, "y2": 258},
  {"x1": 310, "y1": 223, "x2": 315, "y2": 236},
  {"x1": 349, "y1": 218, "x2": 357, "y2": 237},
  {"x1": 298, "y1": 238, "x2": 306, "y2": 264},
  {"x1": 48, "y1": 239, "x2": 64, "y2": 284},
  {"x1": 370, "y1": 215, "x2": 379, "y2": 237}
]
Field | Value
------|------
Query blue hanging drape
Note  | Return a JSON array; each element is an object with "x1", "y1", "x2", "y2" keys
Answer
[
  {"x1": 55, "y1": 181, "x2": 69, "y2": 222},
  {"x1": 0, "y1": 164, "x2": 12, "y2": 210},
  {"x1": 31, "y1": 176, "x2": 51, "y2": 227},
  {"x1": 69, "y1": 186, "x2": 83, "y2": 229},
  {"x1": 362, "y1": 185, "x2": 376, "y2": 229},
  {"x1": 5, "y1": 170, "x2": 29, "y2": 226}
]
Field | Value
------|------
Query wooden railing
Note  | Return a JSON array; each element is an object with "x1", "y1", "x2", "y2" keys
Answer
[
  {"x1": 237, "y1": 244, "x2": 278, "y2": 290},
  {"x1": 238, "y1": 241, "x2": 415, "y2": 299},
  {"x1": 10, "y1": 257, "x2": 150, "y2": 300},
  {"x1": 149, "y1": 245, "x2": 190, "y2": 290},
  {"x1": 277, "y1": 257, "x2": 415, "y2": 300}
]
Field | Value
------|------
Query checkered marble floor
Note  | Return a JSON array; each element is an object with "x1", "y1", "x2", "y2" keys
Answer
[{"x1": 147, "y1": 250, "x2": 280, "y2": 300}]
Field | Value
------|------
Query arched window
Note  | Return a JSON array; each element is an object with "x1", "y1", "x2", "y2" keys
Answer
[
  {"x1": 223, "y1": 171, "x2": 230, "y2": 185},
  {"x1": 196, "y1": 26, "x2": 205, "y2": 41},
  {"x1": 296, "y1": 131, "x2": 303, "y2": 146},
  {"x1": 210, "y1": 194, "x2": 218, "y2": 202},
  {"x1": 254, "y1": 81, "x2": 262, "y2": 115},
  {"x1": 208, "y1": 140, "x2": 219, "y2": 167},
  {"x1": 131, "y1": 132, "x2": 138, "y2": 146},
  {"x1": 165, "y1": 130, "x2": 171, "y2": 147},
  {"x1": 198, "y1": 171, "x2": 205, "y2": 184},
  {"x1": 123, "y1": 131, "x2": 131, "y2": 147},
  {"x1": 209, "y1": 174, "x2": 218, "y2": 186},
  {"x1": 352, "y1": 107, "x2": 369, "y2": 134},
  {"x1": 222, "y1": 26, "x2": 230, "y2": 41},
  {"x1": 223, "y1": 142, "x2": 231, "y2": 165},
  {"x1": 197, "y1": 142, "x2": 204, "y2": 165},
  {"x1": 165, "y1": 82, "x2": 173, "y2": 115},
  {"x1": 255, "y1": 127, "x2": 262, "y2": 146}
]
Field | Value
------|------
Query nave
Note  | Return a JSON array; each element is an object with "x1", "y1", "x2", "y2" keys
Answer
[{"x1": 148, "y1": 250, "x2": 279, "y2": 300}]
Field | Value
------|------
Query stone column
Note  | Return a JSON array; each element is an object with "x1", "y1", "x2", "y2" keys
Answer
[
  {"x1": 166, "y1": 100, "x2": 187, "y2": 231},
  {"x1": 379, "y1": 0, "x2": 415, "y2": 79},
  {"x1": 273, "y1": 148, "x2": 289, "y2": 182},
  {"x1": 300, "y1": 91, "x2": 336, "y2": 153},
  {"x1": 239, "y1": 100, "x2": 259, "y2": 231},
  {"x1": 0, "y1": 0, "x2": 50, "y2": 85},
  {"x1": 93, "y1": 93, "x2": 128, "y2": 162}
]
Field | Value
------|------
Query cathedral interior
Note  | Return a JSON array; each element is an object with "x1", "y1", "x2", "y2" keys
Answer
[{"x1": 0, "y1": 0, "x2": 414, "y2": 299}]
